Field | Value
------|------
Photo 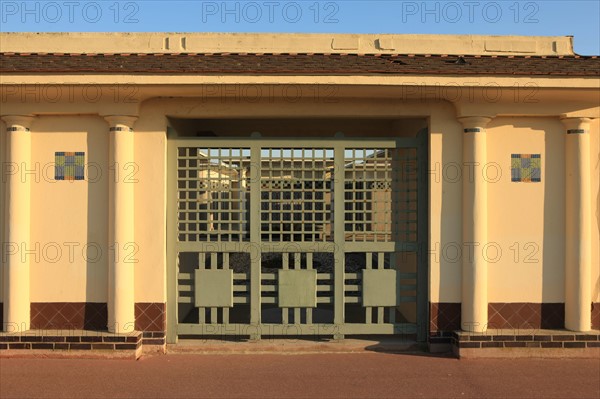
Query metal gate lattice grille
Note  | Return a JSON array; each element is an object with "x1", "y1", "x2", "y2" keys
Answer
[{"x1": 169, "y1": 137, "x2": 426, "y2": 341}]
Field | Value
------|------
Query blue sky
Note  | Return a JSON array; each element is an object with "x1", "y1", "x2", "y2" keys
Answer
[{"x1": 1, "y1": 1, "x2": 599, "y2": 55}]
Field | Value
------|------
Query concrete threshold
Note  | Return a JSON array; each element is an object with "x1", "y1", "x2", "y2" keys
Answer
[{"x1": 167, "y1": 337, "x2": 428, "y2": 355}]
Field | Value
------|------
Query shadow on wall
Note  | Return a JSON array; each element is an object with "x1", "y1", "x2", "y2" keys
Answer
[
  {"x1": 594, "y1": 132, "x2": 600, "y2": 303},
  {"x1": 0, "y1": 121, "x2": 5, "y2": 324},
  {"x1": 433, "y1": 105, "x2": 463, "y2": 335},
  {"x1": 441, "y1": 112, "x2": 462, "y2": 332},
  {"x1": 542, "y1": 119, "x2": 566, "y2": 328},
  {"x1": 86, "y1": 119, "x2": 109, "y2": 330}
]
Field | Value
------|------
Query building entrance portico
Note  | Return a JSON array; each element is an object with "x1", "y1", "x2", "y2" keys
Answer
[{"x1": 1, "y1": 32, "x2": 598, "y2": 357}]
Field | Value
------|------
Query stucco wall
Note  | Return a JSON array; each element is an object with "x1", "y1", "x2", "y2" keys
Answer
[
  {"x1": 29, "y1": 116, "x2": 109, "y2": 303},
  {"x1": 486, "y1": 117, "x2": 565, "y2": 302},
  {"x1": 3, "y1": 99, "x2": 598, "y2": 309},
  {"x1": 131, "y1": 97, "x2": 441, "y2": 304},
  {"x1": 133, "y1": 111, "x2": 167, "y2": 303},
  {"x1": 429, "y1": 106, "x2": 464, "y2": 303},
  {"x1": 591, "y1": 118, "x2": 600, "y2": 303},
  {"x1": 5, "y1": 114, "x2": 169, "y2": 305},
  {"x1": 485, "y1": 117, "x2": 599, "y2": 303},
  {"x1": 0, "y1": 120, "x2": 6, "y2": 303}
]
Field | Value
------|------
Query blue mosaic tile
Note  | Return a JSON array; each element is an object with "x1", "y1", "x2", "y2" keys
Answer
[
  {"x1": 55, "y1": 152, "x2": 84, "y2": 181},
  {"x1": 511, "y1": 154, "x2": 541, "y2": 182}
]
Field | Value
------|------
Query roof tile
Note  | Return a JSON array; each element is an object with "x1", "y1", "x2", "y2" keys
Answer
[{"x1": 0, "y1": 52, "x2": 598, "y2": 77}]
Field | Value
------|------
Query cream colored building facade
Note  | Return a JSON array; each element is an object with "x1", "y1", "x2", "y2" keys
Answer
[{"x1": 0, "y1": 33, "x2": 598, "y2": 349}]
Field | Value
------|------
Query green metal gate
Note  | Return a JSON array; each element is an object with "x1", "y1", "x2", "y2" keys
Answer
[{"x1": 167, "y1": 130, "x2": 428, "y2": 343}]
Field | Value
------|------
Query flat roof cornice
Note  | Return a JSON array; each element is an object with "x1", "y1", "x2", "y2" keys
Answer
[{"x1": 0, "y1": 32, "x2": 577, "y2": 56}]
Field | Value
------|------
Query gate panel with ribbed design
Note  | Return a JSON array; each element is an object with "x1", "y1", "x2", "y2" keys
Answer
[{"x1": 167, "y1": 133, "x2": 428, "y2": 342}]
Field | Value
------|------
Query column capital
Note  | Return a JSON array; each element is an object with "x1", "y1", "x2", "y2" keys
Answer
[
  {"x1": 458, "y1": 116, "x2": 493, "y2": 133},
  {"x1": 560, "y1": 117, "x2": 593, "y2": 134},
  {"x1": 1, "y1": 115, "x2": 35, "y2": 131},
  {"x1": 103, "y1": 115, "x2": 138, "y2": 131}
]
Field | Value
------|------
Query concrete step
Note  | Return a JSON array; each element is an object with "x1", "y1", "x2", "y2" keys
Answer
[
  {"x1": 0, "y1": 330, "x2": 143, "y2": 360},
  {"x1": 452, "y1": 328, "x2": 600, "y2": 359}
]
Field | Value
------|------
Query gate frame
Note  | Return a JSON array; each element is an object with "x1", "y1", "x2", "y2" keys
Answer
[{"x1": 166, "y1": 126, "x2": 429, "y2": 344}]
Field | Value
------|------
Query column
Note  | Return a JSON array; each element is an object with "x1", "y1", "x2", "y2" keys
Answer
[
  {"x1": 561, "y1": 117, "x2": 593, "y2": 331},
  {"x1": 459, "y1": 116, "x2": 492, "y2": 333},
  {"x1": 2, "y1": 115, "x2": 35, "y2": 332},
  {"x1": 104, "y1": 115, "x2": 137, "y2": 334}
]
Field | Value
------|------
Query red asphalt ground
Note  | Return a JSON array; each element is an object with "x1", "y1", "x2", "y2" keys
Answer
[{"x1": 1, "y1": 353, "x2": 599, "y2": 399}]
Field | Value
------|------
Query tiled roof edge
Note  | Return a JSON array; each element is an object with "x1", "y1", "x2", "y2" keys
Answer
[{"x1": 1, "y1": 52, "x2": 598, "y2": 59}]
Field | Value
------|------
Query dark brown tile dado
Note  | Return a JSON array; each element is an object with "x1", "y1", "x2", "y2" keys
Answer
[
  {"x1": 0, "y1": 331, "x2": 142, "y2": 352},
  {"x1": 481, "y1": 341, "x2": 502, "y2": 348},
  {"x1": 540, "y1": 342, "x2": 562, "y2": 348},
  {"x1": 30, "y1": 303, "x2": 107, "y2": 330},
  {"x1": 592, "y1": 303, "x2": 600, "y2": 330},
  {"x1": 452, "y1": 330, "x2": 600, "y2": 355},
  {"x1": 564, "y1": 342, "x2": 586, "y2": 349},
  {"x1": 430, "y1": 303, "x2": 461, "y2": 333},
  {"x1": 488, "y1": 303, "x2": 564, "y2": 329},
  {"x1": 135, "y1": 303, "x2": 166, "y2": 332}
]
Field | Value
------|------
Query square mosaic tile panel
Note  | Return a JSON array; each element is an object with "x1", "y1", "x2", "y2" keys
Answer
[
  {"x1": 511, "y1": 154, "x2": 541, "y2": 182},
  {"x1": 55, "y1": 152, "x2": 84, "y2": 181}
]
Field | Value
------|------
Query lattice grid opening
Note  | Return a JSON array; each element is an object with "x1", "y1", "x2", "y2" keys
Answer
[
  {"x1": 177, "y1": 148, "x2": 251, "y2": 242},
  {"x1": 343, "y1": 148, "x2": 418, "y2": 243},
  {"x1": 260, "y1": 148, "x2": 334, "y2": 242}
]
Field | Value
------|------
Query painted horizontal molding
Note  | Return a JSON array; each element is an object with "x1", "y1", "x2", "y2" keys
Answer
[
  {"x1": 109, "y1": 126, "x2": 134, "y2": 132},
  {"x1": 6, "y1": 126, "x2": 30, "y2": 132},
  {"x1": 2, "y1": 75, "x2": 599, "y2": 89}
]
